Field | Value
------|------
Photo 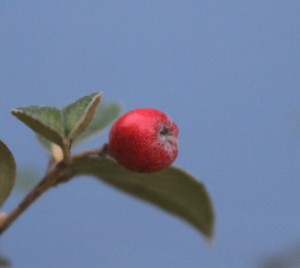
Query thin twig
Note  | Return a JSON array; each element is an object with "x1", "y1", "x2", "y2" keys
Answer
[
  {"x1": 72, "y1": 144, "x2": 108, "y2": 160},
  {"x1": 0, "y1": 160, "x2": 71, "y2": 235},
  {"x1": 0, "y1": 144, "x2": 108, "y2": 235},
  {"x1": 62, "y1": 140, "x2": 72, "y2": 164}
]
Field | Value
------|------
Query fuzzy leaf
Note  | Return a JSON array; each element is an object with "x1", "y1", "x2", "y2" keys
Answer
[
  {"x1": 0, "y1": 140, "x2": 16, "y2": 207},
  {"x1": 75, "y1": 101, "x2": 122, "y2": 145},
  {"x1": 70, "y1": 158, "x2": 214, "y2": 239},
  {"x1": 63, "y1": 92, "x2": 102, "y2": 141},
  {"x1": 12, "y1": 93, "x2": 102, "y2": 148},
  {"x1": 11, "y1": 106, "x2": 65, "y2": 146},
  {"x1": 37, "y1": 101, "x2": 122, "y2": 150}
]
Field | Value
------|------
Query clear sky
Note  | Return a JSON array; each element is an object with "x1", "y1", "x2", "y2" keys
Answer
[{"x1": 0, "y1": 1, "x2": 300, "y2": 267}]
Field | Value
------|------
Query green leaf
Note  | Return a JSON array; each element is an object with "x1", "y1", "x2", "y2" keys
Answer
[
  {"x1": 37, "y1": 101, "x2": 122, "y2": 150},
  {"x1": 11, "y1": 106, "x2": 65, "y2": 147},
  {"x1": 70, "y1": 158, "x2": 215, "y2": 239},
  {"x1": 0, "y1": 140, "x2": 16, "y2": 208},
  {"x1": 75, "y1": 101, "x2": 122, "y2": 145},
  {"x1": 12, "y1": 93, "x2": 102, "y2": 148},
  {"x1": 63, "y1": 92, "x2": 102, "y2": 142}
]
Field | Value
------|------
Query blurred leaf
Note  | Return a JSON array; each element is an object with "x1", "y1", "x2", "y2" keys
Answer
[
  {"x1": 75, "y1": 101, "x2": 122, "y2": 145},
  {"x1": 260, "y1": 243, "x2": 300, "y2": 268},
  {"x1": 14, "y1": 167, "x2": 39, "y2": 194},
  {"x1": 11, "y1": 106, "x2": 65, "y2": 147},
  {"x1": 63, "y1": 92, "x2": 102, "y2": 142},
  {"x1": 70, "y1": 158, "x2": 214, "y2": 239},
  {"x1": 36, "y1": 135, "x2": 52, "y2": 151},
  {"x1": 0, "y1": 255, "x2": 11, "y2": 267},
  {"x1": 0, "y1": 140, "x2": 16, "y2": 208}
]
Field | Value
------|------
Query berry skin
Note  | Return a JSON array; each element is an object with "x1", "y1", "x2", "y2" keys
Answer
[{"x1": 108, "y1": 108, "x2": 179, "y2": 173}]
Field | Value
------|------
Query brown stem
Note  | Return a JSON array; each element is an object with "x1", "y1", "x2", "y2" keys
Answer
[
  {"x1": 72, "y1": 144, "x2": 108, "y2": 160},
  {"x1": 0, "y1": 145, "x2": 107, "y2": 235},
  {"x1": 62, "y1": 140, "x2": 72, "y2": 164},
  {"x1": 0, "y1": 161, "x2": 71, "y2": 235}
]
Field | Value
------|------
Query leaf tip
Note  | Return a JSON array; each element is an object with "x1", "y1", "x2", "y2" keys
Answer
[
  {"x1": 92, "y1": 92, "x2": 103, "y2": 102},
  {"x1": 11, "y1": 108, "x2": 21, "y2": 116},
  {"x1": 92, "y1": 93, "x2": 102, "y2": 107},
  {"x1": 206, "y1": 226, "x2": 215, "y2": 242}
]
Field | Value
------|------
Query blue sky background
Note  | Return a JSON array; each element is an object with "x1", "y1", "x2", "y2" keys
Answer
[{"x1": 0, "y1": 1, "x2": 300, "y2": 267}]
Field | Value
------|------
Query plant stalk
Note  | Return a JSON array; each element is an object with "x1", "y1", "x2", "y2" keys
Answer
[
  {"x1": 0, "y1": 145, "x2": 107, "y2": 235},
  {"x1": 0, "y1": 161, "x2": 70, "y2": 235}
]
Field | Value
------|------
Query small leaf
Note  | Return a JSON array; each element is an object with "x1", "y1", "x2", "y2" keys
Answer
[
  {"x1": 37, "y1": 101, "x2": 122, "y2": 150},
  {"x1": 63, "y1": 92, "x2": 102, "y2": 142},
  {"x1": 75, "y1": 101, "x2": 122, "y2": 145},
  {"x1": 11, "y1": 106, "x2": 65, "y2": 147},
  {"x1": 70, "y1": 158, "x2": 214, "y2": 239},
  {"x1": 13, "y1": 93, "x2": 102, "y2": 148},
  {"x1": 0, "y1": 140, "x2": 16, "y2": 207}
]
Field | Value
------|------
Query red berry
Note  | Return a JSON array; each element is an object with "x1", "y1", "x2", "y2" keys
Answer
[{"x1": 108, "y1": 108, "x2": 179, "y2": 173}]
